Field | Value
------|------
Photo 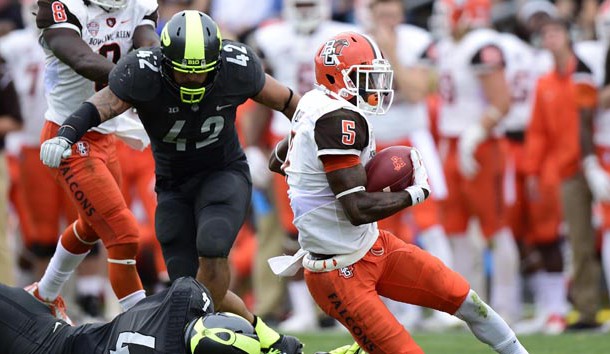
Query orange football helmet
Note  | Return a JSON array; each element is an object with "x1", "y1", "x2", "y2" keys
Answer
[
  {"x1": 431, "y1": 0, "x2": 491, "y2": 36},
  {"x1": 314, "y1": 32, "x2": 394, "y2": 115}
]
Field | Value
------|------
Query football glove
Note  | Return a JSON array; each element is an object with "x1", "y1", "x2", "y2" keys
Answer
[
  {"x1": 583, "y1": 155, "x2": 610, "y2": 202},
  {"x1": 405, "y1": 147, "x2": 430, "y2": 206},
  {"x1": 40, "y1": 137, "x2": 72, "y2": 168},
  {"x1": 457, "y1": 124, "x2": 487, "y2": 179}
]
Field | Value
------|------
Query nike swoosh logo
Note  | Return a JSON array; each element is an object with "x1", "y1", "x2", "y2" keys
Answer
[
  {"x1": 216, "y1": 104, "x2": 232, "y2": 111},
  {"x1": 53, "y1": 321, "x2": 62, "y2": 333},
  {"x1": 120, "y1": 19, "x2": 130, "y2": 24}
]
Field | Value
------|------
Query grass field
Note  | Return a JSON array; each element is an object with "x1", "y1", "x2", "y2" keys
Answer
[{"x1": 292, "y1": 329, "x2": 610, "y2": 354}]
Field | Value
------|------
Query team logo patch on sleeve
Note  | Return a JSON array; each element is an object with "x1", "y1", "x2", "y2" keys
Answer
[
  {"x1": 76, "y1": 141, "x2": 90, "y2": 157},
  {"x1": 321, "y1": 39, "x2": 349, "y2": 66}
]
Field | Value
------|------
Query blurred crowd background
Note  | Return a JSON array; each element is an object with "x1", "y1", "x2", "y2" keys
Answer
[{"x1": 0, "y1": 0, "x2": 610, "y2": 337}]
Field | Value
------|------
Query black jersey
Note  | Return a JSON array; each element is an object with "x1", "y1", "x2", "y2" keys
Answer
[
  {"x1": 108, "y1": 40, "x2": 266, "y2": 182},
  {"x1": 63, "y1": 277, "x2": 213, "y2": 354}
]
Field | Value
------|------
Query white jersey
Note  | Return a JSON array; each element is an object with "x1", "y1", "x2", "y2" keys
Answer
[
  {"x1": 437, "y1": 28, "x2": 504, "y2": 137},
  {"x1": 498, "y1": 33, "x2": 544, "y2": 133},
  {"x1": 254, "y1": 20, "x2": 358, "y2": 137},
  {"x1": 38, "y1": 0, "x2": 156, "y2": 143},
  {"x1": 285, "y1": 88, "x2": 378, "y2": 256},
  {"x1": 370, "y1": 24, "x2": 433, "y2": 144},
  {"x1": 0, "y1": 28, "x2": 47, "y2": 148},
  {"x1": 574, "y1": 40, "x2": 610, "y2": 147}
]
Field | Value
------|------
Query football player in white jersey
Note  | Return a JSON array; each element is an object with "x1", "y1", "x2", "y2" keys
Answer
[
  {"x1": 26, "y1": 0, "x2": 160, "y2": 323},
  {"x1": 590, "y1": 0, "x2": 610, "y2": 331},
  {"x1": 433, "y1": 0, "x2": 521, "y2": 324},
  {"x1": 0, "y1": 8, "x2": 82, "y2": 286},
  {"x1": 253, "y1": 0, "x2": 357, "y2": 332},
  {"x1": 500, "y1": 0, "x2": 570, "y2": 335},
  {"x1": 269, "y1": 31, "x2": 529, "y2": 354},
  {"x1": 357, "y1": 0, "x2": 458, "y2": 331}
]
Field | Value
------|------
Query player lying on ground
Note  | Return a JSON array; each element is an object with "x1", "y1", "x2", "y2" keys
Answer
[{"x1": 0, "y1": 276, "x2": 267, "y2": 354}]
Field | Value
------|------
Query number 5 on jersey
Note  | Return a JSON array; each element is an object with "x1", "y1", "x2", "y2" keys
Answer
[{"x1": 342, "y1": 120, "x2": 356, "y2": 145}]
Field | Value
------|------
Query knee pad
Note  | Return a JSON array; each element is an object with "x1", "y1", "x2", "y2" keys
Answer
[
  {"x1": 196, "y1": 216, "x2": 238, "y2": 258},
  {"x1": 102, "y1": 208, "x2": 140, "y2": 247}
]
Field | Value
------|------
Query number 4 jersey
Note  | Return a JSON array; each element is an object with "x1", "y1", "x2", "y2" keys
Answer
[
  {"x1": 108, "y1": 43, "x2": 266, "y2": 182},
  {"x1": 36, "y1": 0, "x2": 157, "y2": 137}
]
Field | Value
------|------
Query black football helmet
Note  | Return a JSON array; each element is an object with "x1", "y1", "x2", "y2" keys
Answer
[
  {"x1": 184, "y1": 312, "x2": 261, "y2": 354},
  {"x1": 160, "y1": 10, "x2": 222, "y2": 104}
]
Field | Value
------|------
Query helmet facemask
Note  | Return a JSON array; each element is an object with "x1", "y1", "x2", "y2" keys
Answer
[
  {"x1": 160, "y1": 10, "x2": 223, "y2": 104},
  {"x1": 87, "y1": 0, "x2": 127, "y2": 11},
  {"x1": 340, "y1": 59, "x2": 394, "y2": 115}
]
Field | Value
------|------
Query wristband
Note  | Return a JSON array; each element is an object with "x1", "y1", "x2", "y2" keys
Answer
[{"x1": 405, "y1": 186, "x2": 426, "y2": 206}]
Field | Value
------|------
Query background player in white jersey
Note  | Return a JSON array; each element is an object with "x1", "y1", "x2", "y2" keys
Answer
[
  {"x1": 589, "y1": 0, "x2": 610, "y2": 330},
  {"x1": 499, "y1": 1, "x2": 570, "y2": 334},
  {"x1": 27, "y1": 0, "x2": 160, "y2": 323},
  {"x1": 356, "y1": 0, "x2": 457, "y2": 331},
  {"x1": 269, "y1": 30, "x2": 528, "y2": 354},
  {"x1": 434, "y1": 0, "x2": 521, "y2": 324},
  {"x1": 253, "y1": 0, "x2": 357, "y2": 331},
  {"x1": 0, "y1": 4, "x2": 110, "y2": 320}
]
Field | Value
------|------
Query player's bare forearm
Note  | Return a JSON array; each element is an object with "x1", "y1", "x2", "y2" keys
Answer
[
  {"x1": 479, "y1": 68, "x2": 511, "y2": 131},
  {"x1": 87, "y1": 87, "x2": 132, "y2": 123},
  {"x1": 44, "y1": 28, "x2": 114, "y2": 83},
  {"x1": 133, "y1": 25, "x2": 160, "y2": 48},
  {"x1": 253, "y1": 74, "x2": 300, "y2": 119},
  {"x1": 326, "y1": 165, "x2": 412, "y2": 226},
  {"x1": 269, "y1": 137, "x2": 288, "y2": 175}
]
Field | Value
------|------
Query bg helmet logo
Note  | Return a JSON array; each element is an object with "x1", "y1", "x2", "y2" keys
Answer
[{"x1": 320, "y1": 39, "x2": 349, "y2": 66}]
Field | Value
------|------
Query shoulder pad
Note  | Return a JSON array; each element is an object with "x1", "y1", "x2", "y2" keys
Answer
[{"x1": 109, "y1": 48, "x2": 162, "y2": 103}]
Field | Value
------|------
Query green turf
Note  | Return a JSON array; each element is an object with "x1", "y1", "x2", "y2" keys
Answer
[{"x1": 293, "y1": 329, "x2": 610, "y2": 354}]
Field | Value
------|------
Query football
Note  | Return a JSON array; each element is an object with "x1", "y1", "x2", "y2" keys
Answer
[{"x1": 365, "y1": 146, "x2": 414, "y2": 192}]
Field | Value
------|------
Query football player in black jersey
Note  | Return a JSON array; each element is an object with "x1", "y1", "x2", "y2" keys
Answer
[
  {"x1": 39, "y1": 10, "x2": 302, "y2": 354},
  {"x1": 0, "y1": 276, "x2": 265, "y2": 354}
]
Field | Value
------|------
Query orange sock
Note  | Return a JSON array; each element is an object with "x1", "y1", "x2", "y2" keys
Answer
[{"x1": 107, "y1": 243, "x2": 144, "y2": 299}]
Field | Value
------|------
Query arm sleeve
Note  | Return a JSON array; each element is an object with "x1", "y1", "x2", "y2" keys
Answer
[
  {"x1": 471, "y1": 44, "x2": 505, "y2": 73},
  {"x1": 523, "y1": 83, "x2": 547, "y2": 175},
  {"x1": 108, "y1": 50, "x2": 161, "y2": 103},
  {"x1": 36, "y1": 0, "x2": 82, "y2": 33},
  {"x1": 314, "y1": 109, "x2": 369, "y2": 157}
]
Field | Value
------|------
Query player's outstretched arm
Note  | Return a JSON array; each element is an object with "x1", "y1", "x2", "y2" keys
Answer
[
  {"x1": 87, "y1": 86, "x2": 132, "y2": 122},
  {"x1": 326, "y1": 161, "x2": 428, "y2": 226},
  {"x1": 253, "y1": 74, "x2": 301, "y2": 119},
  {"x1": 43, "y1": 28, "x2": 115, "y2": 84}
]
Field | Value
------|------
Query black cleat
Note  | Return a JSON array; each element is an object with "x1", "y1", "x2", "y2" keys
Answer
[{"x1": 264, "y1": 334, "x2": 303, "y2": 354}]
